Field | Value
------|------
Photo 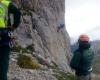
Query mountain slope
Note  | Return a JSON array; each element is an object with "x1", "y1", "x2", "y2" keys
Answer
[{"x1": 91, "y1": 40, "x2": 100, "y2": 74}]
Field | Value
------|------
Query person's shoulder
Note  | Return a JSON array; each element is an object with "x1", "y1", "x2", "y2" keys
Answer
[
  {"x1": 84, "y1": 48, "x2": 94, "y2": 55},
  {"x1": 89, "y1": 48, "x2": 94, "y2": 54},
  {"x1": 87, "y1": 48, "x2": 93, "y2": 52}
]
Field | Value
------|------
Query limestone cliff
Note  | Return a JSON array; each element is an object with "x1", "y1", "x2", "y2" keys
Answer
[
  {"x1": 8, "y1": 0, "x2": 70, "y2": 80},
  {"x1": 11, "y1": 0, "x2": 71, "y2": 72}
]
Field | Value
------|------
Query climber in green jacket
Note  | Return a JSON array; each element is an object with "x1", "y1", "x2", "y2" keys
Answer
[
  {"x1": 70, "y1": 34, "x2": 94, "y2": 80},
  {"x1": 0, "y1": 0, "x2": 21, "y2": 80}
]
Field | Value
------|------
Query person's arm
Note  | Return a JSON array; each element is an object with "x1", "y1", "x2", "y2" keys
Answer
[
  {"x1": 8, "y1": 3, "x2": 21, "y2": 30},
  {"x1": 70, "y1": 52, "x2": 81, "y2": 70}
]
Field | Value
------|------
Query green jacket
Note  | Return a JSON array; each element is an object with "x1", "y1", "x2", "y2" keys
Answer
[{"x1": 70, "y1": 48, "x2": 94, "y2": 76}]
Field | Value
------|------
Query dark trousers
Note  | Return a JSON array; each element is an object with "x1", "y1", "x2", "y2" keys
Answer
[{"x1": 0, "y1": 46, "x2": 10, "y2": 80}]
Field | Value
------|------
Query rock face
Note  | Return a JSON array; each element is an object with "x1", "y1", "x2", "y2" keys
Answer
[
  {"x1": 8, "y1": 54, "x2": 58, "y2": 80},
  {"x1": 13, "y1": 0, "x2": 71, "y2": 72}
]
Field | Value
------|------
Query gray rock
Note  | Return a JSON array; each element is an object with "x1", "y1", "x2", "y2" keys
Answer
[{"x1": 8, "y1": 0, "x2": 72, "y2": 79}]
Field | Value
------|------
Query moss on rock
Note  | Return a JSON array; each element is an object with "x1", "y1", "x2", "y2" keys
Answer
[
  {"x1": 26, "y1": 44, "x2": 35, "y2": 53},
  {"x1": 12, "y1": 45, "x2": 35, "y2": 54},
  {"x1": 17, "y1": 54, "x2": 41, "y2": 69}
]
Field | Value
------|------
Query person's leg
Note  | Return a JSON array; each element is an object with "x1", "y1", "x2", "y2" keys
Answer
[{"x1": 0, "y1": 46, "x2": 10, "y2": 80}]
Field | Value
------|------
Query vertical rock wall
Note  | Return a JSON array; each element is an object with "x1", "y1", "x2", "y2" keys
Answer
[{"x1": 13, "y1": 0, "x2": 71, "y2": 72}]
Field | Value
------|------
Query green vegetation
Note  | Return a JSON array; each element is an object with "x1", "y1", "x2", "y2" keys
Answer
[
  {"x1": 26, "y1": 45, "x2": 35, "y2": 52},
  {"x1": 17, "y1": 54, "x2": 41, "y2": 69},
  {"x1": 53, "y1": 69, "x2": 76, "y2": 80},
  {"x1": 12, "y1": 46, "x2": 28, "y2": 53},
  {"x1": 12, "y1": 44, "x2": 35, "y2": 54}
]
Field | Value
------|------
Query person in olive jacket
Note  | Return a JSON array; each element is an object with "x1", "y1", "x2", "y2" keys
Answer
[
  {"x1": 0, "y1": 0, "x2": 21, "y2": 80},
  {"x1": 70, "y1": 34, "x2": 94, "y2": 80}
]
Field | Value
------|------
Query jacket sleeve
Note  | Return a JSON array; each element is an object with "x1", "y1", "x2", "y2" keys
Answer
[
  {"x1": 70, "y1": 52, "x2": 81, "y2": 70},
  {"x1": 8, "y1": 3, "x2": 21, "y2": 28}
]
